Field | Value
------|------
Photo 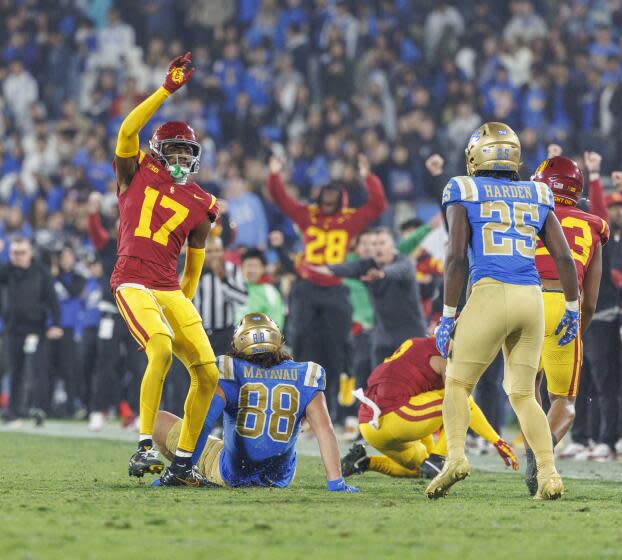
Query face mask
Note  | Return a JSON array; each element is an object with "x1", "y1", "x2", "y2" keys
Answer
[{"x1": 165, "y1": 154, "x2": 192, "y2": 184}]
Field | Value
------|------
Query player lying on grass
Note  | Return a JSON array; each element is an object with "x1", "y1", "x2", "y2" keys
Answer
[
  {"x1": 339, "y1": 337, "x2": 518, "y2": 479},
  {"x1": 153, "y1": 313, "x2": 358, "y2": 491}
]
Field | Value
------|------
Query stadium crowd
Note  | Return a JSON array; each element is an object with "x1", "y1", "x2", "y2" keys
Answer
[{"x1": 0, "y1": 0, "x2": 622, "y2": 458}]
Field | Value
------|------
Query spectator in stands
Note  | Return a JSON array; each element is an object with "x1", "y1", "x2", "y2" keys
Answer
[{"x1": 239, "y1": 248, "x2": 285, "y2": 329}]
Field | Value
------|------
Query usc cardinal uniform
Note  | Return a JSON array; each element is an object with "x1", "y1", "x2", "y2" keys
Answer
[
  {"x1": 535, "y1": 205, "x2": 609, "y2": 396},
  {"x1": 112, "y1": 151, "x2": 219, "y2": 452},
  {"x1": 355, "y1": 337, "x2": 504, "y2": 477}
]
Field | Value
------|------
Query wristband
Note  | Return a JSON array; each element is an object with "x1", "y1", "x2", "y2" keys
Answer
[
  {"x1": 443, "y1": 305, "x2": 457, "y2": 318},
  {"x1": 565, "y1": 300, "x2": 580, "y2": 312},
  {"x1": 327, "y1": 477, "x2": 345, "y2": 491}
]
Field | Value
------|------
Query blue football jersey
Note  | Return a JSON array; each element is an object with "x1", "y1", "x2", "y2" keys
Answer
[
  {"x1": 216, "y1": 355, "x2": 326, "y2": 488},
  {"x1": 442, "y1": 175, "x2": 554, "y2": 285}
]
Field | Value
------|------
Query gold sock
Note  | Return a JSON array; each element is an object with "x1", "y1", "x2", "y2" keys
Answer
[
  {"x1": 468, "y1": 396, "x2": 501, "y2": 444},
  {"x1": 368, "y1": 456, "x2": 420, "y2": 478},
  {"x1": 177, "y1": 362, "x2": 219, "y2": 452},
  {"x1": 139, "y1": 334, "x2": 173, "y2": 435},
  {"x1": 443, "y1": 378, "x2": 473, "y2": 460},
  {"x1": 509, "y1": 392, "x2": 555, "y2": 471}
]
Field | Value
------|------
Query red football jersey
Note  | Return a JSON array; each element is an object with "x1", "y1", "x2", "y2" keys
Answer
[
  {"x1": 267, "y1": 173, "x2": 387, "y2": 286},
  {"x1": 535, "y1": 205, "x2": 609, "y2": 288},
  {"x1": 358, "y1": 337, "x2": 444, "y2": 423},
  {"x1": 111, "y1": 153, "x2": 219, "y2": 291}
]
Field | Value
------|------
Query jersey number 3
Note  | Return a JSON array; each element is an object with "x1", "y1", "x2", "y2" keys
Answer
[
  {"x1": 134, "y1": 186, "x2": 189, "y2": 246},
  {"x1": 481, "y1": 201, "x2": 539, "y2": 258},
  {"x1": 236, "y1": 383, "x2": 300, "y2": 442}
]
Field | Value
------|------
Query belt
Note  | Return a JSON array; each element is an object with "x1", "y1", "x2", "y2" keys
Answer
[{"x1": 541, "y1": 288, "x2": 564, "y2": 293}]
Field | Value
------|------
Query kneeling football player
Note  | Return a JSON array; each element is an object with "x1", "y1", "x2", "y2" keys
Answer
[
  {"x1": 341, "y1": 337, "x2": 517, "y2": 479},
  {"x1": 153, "y1": 313, "x2": 358, "y2": 492}
]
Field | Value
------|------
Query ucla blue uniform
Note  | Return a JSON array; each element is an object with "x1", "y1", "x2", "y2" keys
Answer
[
  {"x1": 209, "y1": 355, "x2": 325, "y2": 487},
  {"x1": 442, "y1": 176, "x2": 554, "y2": 285}
]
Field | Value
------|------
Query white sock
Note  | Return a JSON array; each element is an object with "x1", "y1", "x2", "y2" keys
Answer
[{"x1": 175, "y1": 449, "x2": 193, "y2": 458}]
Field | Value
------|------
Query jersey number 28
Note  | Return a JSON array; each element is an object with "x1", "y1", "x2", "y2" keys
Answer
[{"x1": 236, "y1": 383, "x2": 300, "y2": 442}]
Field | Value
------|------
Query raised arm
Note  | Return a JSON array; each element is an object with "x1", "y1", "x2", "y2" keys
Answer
[
  {"x1": 115, "y1": 53, "x2": 194, "y2": 193},
  {"x1": 266, "y1": 156, "x2": 310, "y2": 227},
  {"x1": 87, "y1": 193, "x2": 110, "y2": 251},
  {"x1": 347, "y1": 154, "x2": 388, "y2": 233},
  {"x1": 584, "y1": 151, "x2": 608, "y2": 222},
  {"x1": 305, "y1": 392, "x2": 359, "y2": 493},
  {"x1": 397, "y1": 224, "x2": 432, "y2": 255}
]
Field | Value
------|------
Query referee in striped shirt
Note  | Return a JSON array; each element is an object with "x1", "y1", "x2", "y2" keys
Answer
[{"x1": 193, "y1": 236, "x2": 247, "y2": 355}]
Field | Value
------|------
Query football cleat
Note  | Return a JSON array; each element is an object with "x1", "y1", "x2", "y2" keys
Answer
[
  {"x1": 524, "y1": 448, "x2": 537, "y2": 496},
  {"x1": 534, "y1": 470, "x2": 564, "y2": 501},
  {"x1": 420, "y1": 453, "x2": 445, "y2": 479},
  {"x1": 155, "y1": 465, "x2": 209, "y2": 488},
  {"x1": 425, "y1": 457, "x2": 470, "y2": 499},
  {"x1": 341, "y1": 443, "x2": 370, "y2": 477},
  {"x1": 128, "y1": 448, "x2": 165, "y2": 478}
]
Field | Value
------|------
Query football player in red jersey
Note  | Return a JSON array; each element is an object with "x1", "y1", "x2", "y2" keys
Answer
[
  {"x1": 267, "y1": 154, "x2": 387, "y2": 419},
  {"x1": 340, "y1": 337, "x2": 517, "y2": 479},
  {"x1": 111, "y1": 52, "x2": 220, "y2": 487},
  {"x1": 525, "y1": 156, "x2": 609, "y2": 494}
]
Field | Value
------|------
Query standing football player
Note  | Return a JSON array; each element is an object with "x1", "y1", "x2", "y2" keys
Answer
[
  {"x1": 267, "y1": 154, "x2": 387, "y2": 418},
  {"x1": 153, "y1": 313, "x2": 358, "y2": 492},
  {"x1": 428, "y1": 122, "x2": 579, "y2": 500},
  {"x1": 111, "y1": 52, "x2": 220, "y2": 487},
  {"x1": 523, "y1": 156, "x2": 609, "y2": 494}
]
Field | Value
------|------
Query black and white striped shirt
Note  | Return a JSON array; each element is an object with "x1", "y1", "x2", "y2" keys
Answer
[{"x1": 193, "y1": 262, "x2": 247, "y2": 330}]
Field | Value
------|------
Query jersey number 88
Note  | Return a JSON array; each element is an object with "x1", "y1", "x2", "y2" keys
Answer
[{"x1": 236, "y1": 383, "x2": 300, "y2": 442}]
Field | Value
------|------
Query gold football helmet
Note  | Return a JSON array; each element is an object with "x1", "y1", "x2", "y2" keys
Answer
[
  {"x1": 465, "y1": 122, "x2": 521, "y2": 176},
  {"x1": 232, "y1": 313, "x2": 284, "y2": 355}
]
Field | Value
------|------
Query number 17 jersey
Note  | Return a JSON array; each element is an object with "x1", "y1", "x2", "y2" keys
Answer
[
  {"x1": 111, "y1": 152, "x2": 219, "y2": 292},
  {"x1": 442, "y1": 175, "x2": 554, "y2": 286},
  {"x1": 217, "y1": 355, "x2": 326, "y2": 487}
]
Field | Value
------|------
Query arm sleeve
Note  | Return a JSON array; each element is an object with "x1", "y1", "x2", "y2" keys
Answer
[
  {"x1": 328, "y1": 258, "x2": 372, "y2": 278},
  {"x1": 397, "y1": 225, "x2": 432, "y2": 255},
  {"x1": 588, "y1": 177, "x2": 608, "y2": 223},
  {"x1": 266, "y1": 173, "x2": 310, "y2": 228},
  {"x1": 116, "y1": 87, "x2": 170, "y2": 158},
  {"x1": 87, "y1": 213, "x2": 110, "y2": 251},
  {"x1": 347, "y1": 174, "x2": 388, "y2": 233},
  {"x1": 382, "y1": 257, "x2": 414, "y2": 282},
  {"x1": 180, "y1": 247, "x2": 205, "y2": 299}
]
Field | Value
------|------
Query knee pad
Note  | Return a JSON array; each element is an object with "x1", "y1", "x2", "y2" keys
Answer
[
  {"x1": 146, "y1": 333, "x2": 173, "y2": 368},
  {"x1": 446, "y1": 377, "x2": 475, "y2": 395}
]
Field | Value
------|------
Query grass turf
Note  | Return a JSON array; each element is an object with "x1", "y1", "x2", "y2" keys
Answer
[{"x1": 1, "y1": 432, "x2": 621, "y2": 560}]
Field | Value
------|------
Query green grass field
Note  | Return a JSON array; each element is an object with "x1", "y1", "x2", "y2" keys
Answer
[{"x1": 1, "y1": 430, "x2": 622, "y2": 560}]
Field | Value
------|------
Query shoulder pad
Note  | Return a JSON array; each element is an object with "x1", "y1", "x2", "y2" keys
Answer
[
  {"x1": 532, "y1": 181, "x2": 555, "y2": 209},
  {"x1": 303, "y1": 361, "x2": 325, "y2": 388},
  {"x1": 442, "y1": 176, "x2": 479, "y2": 206},
  {"x1": 217, "y1": 355, "x2": 235, "y2": 380}
]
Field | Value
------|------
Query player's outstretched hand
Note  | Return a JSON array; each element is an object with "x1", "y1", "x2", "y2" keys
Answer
[
  {"x1": 547, "y1": 144, "x2": 562, "y2": 158},
  {"x1": 269, "y1": 155, "x2": 283, "y2": 175},
  {"x1": 583, "y1": 151, "x2": 602, "y2": 174},
  {"x1": 494, "y1": 438, "x2": 519, "y2": 470},
  {"x1": 434, "y1": 317, "x2": 455, "y2": 359},
  {"x1": 163, "y1": 52, "x2": 194, "y2": 93},
  {"x1": 555, "y1": 309, "x2": 580, "y2": 346},
  {"x1": 358, "y1": 154, "x2": 370, "y2": 179},
  {"x1": 327, "y1": 477, "x2": 359, "y2": 493}
]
